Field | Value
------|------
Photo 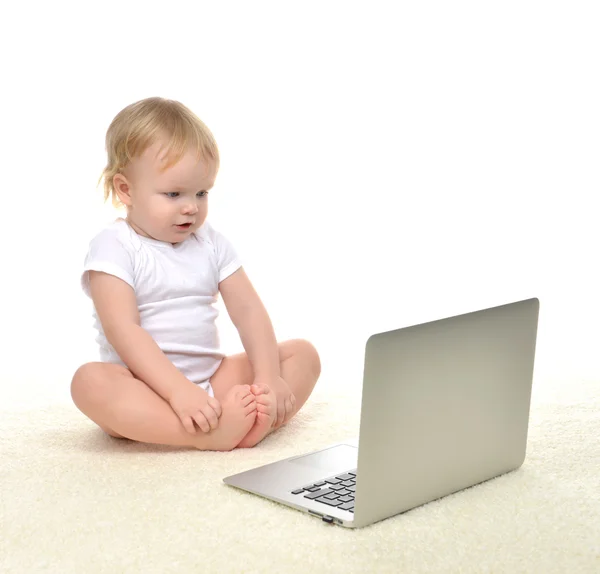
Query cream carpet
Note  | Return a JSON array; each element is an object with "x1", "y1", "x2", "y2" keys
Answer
[{"x1": 1, "y1": 377, "x2": 599, "y2": 574}]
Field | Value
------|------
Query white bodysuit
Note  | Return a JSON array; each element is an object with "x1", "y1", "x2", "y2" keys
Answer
[{"x1": 81, "y1": 218, "x2": 242, "y2": 396}]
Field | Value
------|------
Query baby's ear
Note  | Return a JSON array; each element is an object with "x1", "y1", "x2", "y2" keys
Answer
[{"x1": 113, "y1": 174, "x2": 133, "y2": 206}]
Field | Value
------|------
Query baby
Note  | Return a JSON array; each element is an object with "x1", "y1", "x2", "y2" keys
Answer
[{"x1": 71, "y1": 97, "x2": 321, "y2": 451}]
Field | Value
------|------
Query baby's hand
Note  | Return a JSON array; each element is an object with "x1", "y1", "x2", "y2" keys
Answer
[{"x1": 169, "y1": 383, "x2": 222, "y2": 434}]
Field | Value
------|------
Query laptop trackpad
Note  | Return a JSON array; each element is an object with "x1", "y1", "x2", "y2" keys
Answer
[{"x1": 288, "y1": 444, "x2": 358, "y2": 473}]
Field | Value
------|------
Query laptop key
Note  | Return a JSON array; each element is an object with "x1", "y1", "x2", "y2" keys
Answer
[
  {"x1": 304, "y1": 488, "x2": 334, "y2": 500},
  {"x1": 291, "y1": 489, "x2": 304, "y2": 495},
  {"x1": 325, "y1": 478, "x2": 342, "y2": 485},
  {"x1": 339, "y1": 495, "x2": 353, "y2": 503},
  {"x1": 313, "y1": 481, "x2": 326, "y2": 487},
  {"x1": 316, "y1": 497, "x2": 343, "y2": 507},
  {"x1": 306, "y1": 486, "x2": 321, "y2": 492},
  {"x1": 341, "y1": 480, "x2": 354, "y2": 487},
  {"x1": 330, "y1": 484, "x2": 345, "y2": 491},
  {"x1": 339, "y1": 502, "x2": 354, "y2": 511},
  {"x1": 347, "y1": 485, "x2": 356, "y2": 492},
  {"x1": 324, "y1": 493, "x2": 340, "y2": 500},
  {"x1": 337, "y1": 489, "x2": 351, "y2": 496},
  {"x1": 336, "y1": 473, "x2": 355, "y2": 481}
]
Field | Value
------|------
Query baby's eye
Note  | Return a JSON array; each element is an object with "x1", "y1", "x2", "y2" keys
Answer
[
  {"x1": 165, "y1": 192, "x2": 179, "y2": 198},
  {"x1": 197, "y1": 191, "x2": 208, "y2": 197}
]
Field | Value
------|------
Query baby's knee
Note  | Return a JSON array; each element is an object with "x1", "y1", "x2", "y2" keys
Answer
[
  {"x1": 71, "y1": 363, "x2": 97, "y2": 394},
  {"x1": 70, "y1": 362, "x2": 112, "y2": 405},
  {"x1": 294, "y1": 339, "x2": 321, "y2": 376}
]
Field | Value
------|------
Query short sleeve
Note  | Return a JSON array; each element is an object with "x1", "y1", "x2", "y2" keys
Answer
[
  {"x1": 81, "y1": 226, "x2": 136, "y2": 298},
  {"x1": 199, "y1": 222, "x2": 242, "y2": 283}
]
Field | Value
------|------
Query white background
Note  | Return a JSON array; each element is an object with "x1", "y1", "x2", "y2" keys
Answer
[{"x1": 1, "y1": 1, "x2": 598, "y2": 407}]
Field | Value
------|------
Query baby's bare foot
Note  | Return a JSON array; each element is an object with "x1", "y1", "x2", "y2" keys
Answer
[
  {"x1": 237, "y1": 384, "x2": 277, "y2": 448},
  {"x1": 195, "y1": 385, "x2": 257, "y2": 451}
]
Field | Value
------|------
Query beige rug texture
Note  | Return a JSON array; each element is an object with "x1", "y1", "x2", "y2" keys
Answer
[{"x1": 1, "y1": 377, "x2": 599, "y2": 574}]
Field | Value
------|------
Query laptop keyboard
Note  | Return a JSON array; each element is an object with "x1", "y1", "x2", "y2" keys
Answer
[{"x1": 290, "y1": 470, "x2": 357, "y2": 513}]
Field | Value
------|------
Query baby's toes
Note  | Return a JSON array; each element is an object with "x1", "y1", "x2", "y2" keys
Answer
[
  {"x1": 250, "y1": 383, "x2": 270, "y2": 396},
  {"x1": 241, "y1": 392, "x2": 256, "y2": 408}
]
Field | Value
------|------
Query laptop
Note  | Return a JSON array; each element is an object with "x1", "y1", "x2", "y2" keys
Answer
[{"x1": 224, "y1": 298, "x2": 540, "y2": 528}]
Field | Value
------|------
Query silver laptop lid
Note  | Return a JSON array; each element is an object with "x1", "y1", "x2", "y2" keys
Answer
[{"x1": 352, "y1": 298, "x2": 539, "y2": 528}]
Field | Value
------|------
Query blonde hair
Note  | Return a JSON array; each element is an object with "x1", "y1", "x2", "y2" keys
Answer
[{"x1": 99, "y1": 97, "x2": 220, "y2": 209}]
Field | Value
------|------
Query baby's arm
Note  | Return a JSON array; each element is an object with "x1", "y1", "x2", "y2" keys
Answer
[{"x1": 88, "y1": 270, "x2": 222, "y2": 433}]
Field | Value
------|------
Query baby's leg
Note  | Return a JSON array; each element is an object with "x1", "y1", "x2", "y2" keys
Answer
[{"x1": 71, "y1": 363, "x2": 256, "y2": 451}]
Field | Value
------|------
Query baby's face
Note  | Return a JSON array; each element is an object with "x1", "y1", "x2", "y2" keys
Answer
[{"x1": 121, "y1": 140, "x2": 217, "y2": 244}]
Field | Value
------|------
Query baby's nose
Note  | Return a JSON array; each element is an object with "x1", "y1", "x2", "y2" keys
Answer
[{"x1": 183, "y1": 202, "x2": 198, "y2": 214}]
